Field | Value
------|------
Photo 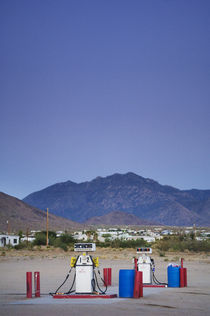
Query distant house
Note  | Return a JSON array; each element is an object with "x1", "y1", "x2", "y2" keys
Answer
[
  {"x1": 161, "y1": 230, "x2": 172, "y2": 235},
  {"x1": 126, "y1": 235, "x2": 155, "y2": 242},
  {"x1": 73, "y1": 232, "x2": 88, "y2": 241},
  {"x1": 21, "y1": 236, "x2": 35, "y2": 243},
  {"x1": 56, "y1": 231, "x2": 64, "y2": 237},
  {"x1": 0, "y1": 234, "x2": 20, "y2": 247},
  {"x1": 140, "y1": 236, "x2": 155, "y2": 243}
]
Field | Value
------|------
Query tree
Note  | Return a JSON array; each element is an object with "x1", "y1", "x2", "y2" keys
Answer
[{"x1": 18, "y1": 230, "x2": 23, "y2": 241}]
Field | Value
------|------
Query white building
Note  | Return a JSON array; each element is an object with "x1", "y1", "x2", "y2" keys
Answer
[
  {"x1": 21, "y1": 236, "x2": 35, "y2": 243},
  {"x1": 127, "y1": 235, "x2": 155, "y2": 242},
  {"x1": 0, "y1": 234, "x2": 20, "y2": 247},
  {"x1": 161, "y1": 230, "x2": 173, "y2": 235},
  {"x1": 140, "y1": 236, "x2": 155, "y2": 243},
  {"x1": 56, "y1": 231, "x2": 65, "y2": 237},
  {"x1": 73, "y1": 232, "x2": 88, "y2": 241}
]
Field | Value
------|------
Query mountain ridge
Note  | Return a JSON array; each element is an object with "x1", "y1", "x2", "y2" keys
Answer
[{"x1": 23, "y1": 172, "x2": 210, "y2": 226}]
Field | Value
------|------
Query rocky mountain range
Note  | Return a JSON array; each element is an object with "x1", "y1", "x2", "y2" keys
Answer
[
  {"x1": 0, "y1": 192, "x2": 82, "y2": 233},
  {"x1": 23, "y1": 172, "x2": 210, "y2": 226}
]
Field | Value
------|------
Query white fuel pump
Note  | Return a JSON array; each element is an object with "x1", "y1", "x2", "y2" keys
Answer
[
  {"x1": 74, "y1": 243, "x2": 96, "y2": 293},
  {"x1": 50, "y1": 243, "x2": 107, "y2": 296},
  {"x1": 136, "y1": 248, "x2": 155, "y2": 284}
]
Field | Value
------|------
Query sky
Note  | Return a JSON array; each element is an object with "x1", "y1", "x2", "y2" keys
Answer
[{"x1": 0, "y1": 0, "x2": 210, "y2": 199}]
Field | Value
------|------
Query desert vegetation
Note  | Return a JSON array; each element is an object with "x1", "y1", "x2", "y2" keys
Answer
[
  {"x1": 9, "y1": 230, "x2": 210, "y2": 253},
  {"x1": 155, "y1": 234, "x2": 210, "y2": 252}
]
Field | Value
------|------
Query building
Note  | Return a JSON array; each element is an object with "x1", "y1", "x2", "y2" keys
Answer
[
  {"x1": 73, "y1": 232, "x2": 88, "y2": 241},
  {"x1": 21, "y1": 236, "x2": 35, "y2": 243},
  {"x1": 0, "y1": 234, "x2": 20, "y2": 247}
]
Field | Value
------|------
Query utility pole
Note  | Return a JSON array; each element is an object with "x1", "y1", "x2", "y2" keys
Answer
[
  {"x1": 46, "y1": 208, "x2": 49, "y2": 246},
  {"x1": 193, "y1": 223, "x2": 196, "y2": 237},
  {"x1": 7, "y1": 220, "x2": 10, "y2": 234},
  {"x1": 26, "y1": 227, "x2": 29, "y2": 246}
]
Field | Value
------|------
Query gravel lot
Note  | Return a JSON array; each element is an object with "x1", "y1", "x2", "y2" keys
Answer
[{"x1": 0, "y1": 249, "x2": 209, "y2": 315}]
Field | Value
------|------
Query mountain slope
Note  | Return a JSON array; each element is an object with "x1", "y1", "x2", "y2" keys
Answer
[
  {"x1": 84, "y1": 211, "x2": 155, "y2": 225},
  {"x1": 23, "y1": 172, "x2": 210, "y2": 226},
  {"x1": 0, "y1": 192, "x2": 82, "y2": 232}
]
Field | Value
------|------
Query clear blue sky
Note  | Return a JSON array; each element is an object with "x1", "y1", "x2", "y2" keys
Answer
[{"x1": 0, "y1": 0, "x2": 210, "y2": 199}]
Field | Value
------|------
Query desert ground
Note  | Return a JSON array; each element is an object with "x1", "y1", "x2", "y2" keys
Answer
[{"x1": 0, "y1": 247, "x2": 210, "y2": 316}]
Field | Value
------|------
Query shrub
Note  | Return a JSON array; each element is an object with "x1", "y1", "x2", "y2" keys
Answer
[
  {"x1": 96, "y1": 238, "x2": 150, "y2": 249},
  {"x1": 59, "y1": 243, "x2": 68, "y2": 252},
  {"x1": 59, "y1": 233, "x2": 74, "y2": 244},
  {"x1": 155, "y1": 236, "x2": 210, "y2": 252},
  {"x1": 33, "y1": 231, "x2": 57, "y2": 246},
  {"x1": 53, "y1": 238, "x2": 68, "y2": 251},
  {"x1": 14, "y1": 241, "x2": 28, "y2": 249},
  {"x1": 33, "y1": 232, "x2": 46, "y2": 246}
]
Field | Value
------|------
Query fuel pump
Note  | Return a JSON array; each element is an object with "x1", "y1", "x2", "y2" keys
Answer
[
  {"x1": 136, "y1": 248, "x2": 154, "y2": 284},
  {"x1": 50, "y1": 243, "x2": 107, "y2": 296},
  {"x1": 72, "y1": 243, "x2": 98, "y2": 294},
  {"x1": 134, "y1": 247, "x2": 167, "y2": 286}
]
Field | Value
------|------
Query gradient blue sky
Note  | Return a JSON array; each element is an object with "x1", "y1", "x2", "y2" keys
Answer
[{"x1": 1, "y1": 0, "x2": 210, "y2": 199}]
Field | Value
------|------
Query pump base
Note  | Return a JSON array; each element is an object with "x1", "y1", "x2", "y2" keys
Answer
[
  {"x1": 143, "y1": 284, "x2": 167, "y2": 288},
  {"x1": 53, "y1": 294, "x2": 117, "y2": 299}
]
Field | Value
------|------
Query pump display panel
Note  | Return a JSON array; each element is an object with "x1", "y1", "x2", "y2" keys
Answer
[
  {"x1": 136, "y1": 247, "x2": 152, "y2": 254},
  {"x1": 74, "y1": 243, "x2": 96, "y2": 252}
]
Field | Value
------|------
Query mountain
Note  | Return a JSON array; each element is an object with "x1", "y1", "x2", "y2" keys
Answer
[
  {"x1": 23, "y1": 172, "x2": 210, "y2": 226},
  {"x1": 0, "y1": 192, "x2": 82, "y2": 233},
  {"x1": 84, "y1": 211, "x2": 155, "y2": 225}
]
